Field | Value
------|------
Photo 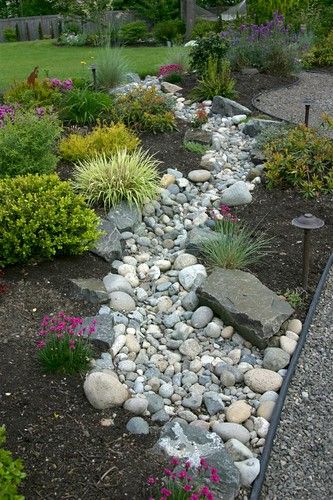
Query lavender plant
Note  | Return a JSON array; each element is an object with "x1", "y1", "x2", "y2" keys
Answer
[{"x1": 222, "y1": 12, "x2": 307, "y2": 75}]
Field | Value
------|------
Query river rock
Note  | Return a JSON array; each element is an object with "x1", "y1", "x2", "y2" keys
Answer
[
  {"x1": 188, "y1": 170, "x2": 211, "y2": 183},
  {"x1": 103, "y1": 273, "x2": 134, "y2": 297},
  {"x1": 173, "y1": 253, "x2": 198, "y2": 270},
  {"x1": 212, "y1": 96, "x2": 251, "y2": 117},
  {"x1": 124, "y1": 397, "x2": 148, "y2": 415},
  {"x1": 191, "y1": 306, "x2": 214, "y2": 328},
  {"x1": 212, "y1": 422, "x2": 250, "y2": 444},
  {"x1": 107, "y1": 201, "x2": 141, "y2": 233},
  {"x1": 263, "y1": 347, "x2": 290, "y2": 372},
  {"x1": 244, "y1": 368, "x2": 283, "y2": 394},
  {"x1": 179, "y1": 264, "x2": 207, "y2": 291},
  {"x1": 91, "y1": 219, "x2": 122, "y2": 262},
  {"x1": 109, "y1": 291, "x2": 136, "y2": 313},
  {"x1": 220, "y1": 181, "x2": 252, "y2": 206},
  {"x1": 179, "y1": 339, "x2": 202, "y2": 360},
  {"x1": 235, "y1": 458, "x2": 260, "y2": 487},
  {"x1": 126, "y1": 417, "x2": 149, "y2": 435},
  {"x1": 225, "y1": 439, "x2": 253, "y2": 461},
  {"x1": 225, "y1": 401, "x2": 252, "y2": 423},
  {"x1": 84, "y1": 371, "x2": 129, "y2": 409}
]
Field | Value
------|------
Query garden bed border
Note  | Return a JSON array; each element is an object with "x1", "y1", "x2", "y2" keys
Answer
[{"x1": 249, "y1": 251, "x2": 333, "y2": 500}]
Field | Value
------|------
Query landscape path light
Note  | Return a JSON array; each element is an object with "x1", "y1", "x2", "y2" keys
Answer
[
  {"x1": 292, "y1": 213, "x2": 324, "y2": 289},
  {"x1": 303, "y1": 97, "x2": 313, "y2": 127},
  {"x1": 90, "y1": 63, "x2": 97, "y2": 91}
]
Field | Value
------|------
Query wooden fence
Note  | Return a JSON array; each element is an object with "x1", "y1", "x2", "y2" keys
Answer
[{"x1": 0, "y1": 11, "x2": 133, "y2": 43}]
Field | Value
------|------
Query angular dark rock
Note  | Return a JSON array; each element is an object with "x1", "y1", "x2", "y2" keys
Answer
[
  {"x1": 198, "y1": 269, "x2": 294, "y2": 348},
  {"x1": 211, "y1": 96, "x2": 251, "y2": 117},
  {"x1": 79, "y1": 315, "x2": 115, "y2": 347},
  {"x1": 184, "y1": 128, "x2": 212, "y2": 146},
  {"x1": 107, "y1": 201, "x2": 142, "y2": 233},
  {"x1": 185, "y1": 226, "x2": 214, "y2": 256},
  {"x1": 242, "y1": 118, "x2": 282, "y2": 137},
  {"x1": 155, "y1": 421, "x2": 240, "y2": 500},
  {"x1": 91, "y1": 219, "x2": 123, "y2": 262},
  {"x1": 70, "y1": 278, "x2": 108, "y2": 304}
]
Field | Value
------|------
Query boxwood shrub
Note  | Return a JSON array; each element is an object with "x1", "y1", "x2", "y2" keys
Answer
[{"x1": 0, "y1": 174, "x2": 100, "y2": 266}]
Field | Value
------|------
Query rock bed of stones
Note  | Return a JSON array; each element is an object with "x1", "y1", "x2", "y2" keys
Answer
[
  {"x1": 262, "y1": 266, "x2": 333, "y2": 499},
  {"x1": 73, "y1": 91, "x2": 303, "y2": 493}
]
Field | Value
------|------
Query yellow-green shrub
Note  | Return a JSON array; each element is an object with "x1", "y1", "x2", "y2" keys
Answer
[
  {"x1": 59, "y1": 123, "x2": 140, "y2": 161},
  {"x1": 264, "y1": 125, "x2": 333, "y2": 197},
  {"x1": 0, "y1": 174, "x2": 100, "y2": 266},
  {"x1": 303, "y1": 30, "x2": 333, "y2": 68},
  {"x1": 4, "y1": 79, "x2": 62, "y2": 108}
]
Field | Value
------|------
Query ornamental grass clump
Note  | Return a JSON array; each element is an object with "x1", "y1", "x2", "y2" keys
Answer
[
  {"x1": 37, "y1": 312, "x2": 95, "y2": 374},
  {"x1": 147, "y1": 456, "x2": 223, "y2": 500},
  {"x1": 190, "y1": 57, "x2": 236, "y2": 102},
  {"x1": 95, "y1": 48, "x2": 129, "y2": 90},
  {"x1": 73, "y1": 148, "x2": 160, "y2": 209},
  {"x1": 201, "y1": 205, "x2": 271, "y2": 270}
]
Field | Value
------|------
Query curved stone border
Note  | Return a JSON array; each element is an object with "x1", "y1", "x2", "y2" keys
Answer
[{"x1": 249, "y1": 252, "x2": 333, "y2": 500}]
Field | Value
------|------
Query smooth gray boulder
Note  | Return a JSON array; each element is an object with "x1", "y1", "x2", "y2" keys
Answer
[
  {"x1": 198, "y1": 269, "x2": 294, "y2": 348},
  {"x1": 242, "y1": 118, "x2": 282, "y2": 137},
  {"x1": 156, "y1": 421, "x2": 240, "y2": 500},
  {"x1": 70, "y1": 278, "x2": 108, "y2": 304},
  {"x1": 212, "y1": 96, "x2": 251, "y2": 117},
  {"x1": 220, "y1": 181, "x2": 252, "y2": 206},
  {"x1": 103, "y1": 273, "x2": 134, "y2": 297},
  {"x1": 107, "y1": 202, "x2": 142, "y2": 233},
  {"x1": 126, "y1": 417, "x2": 149, "y2": 435},
  {"x1": 91, "y1": 219, "x2": 122, "y2": 262}
]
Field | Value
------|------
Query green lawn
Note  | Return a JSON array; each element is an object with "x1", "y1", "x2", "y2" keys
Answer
[{"x1": 0, "y1": 40, "x2": 170, "y2": 89}]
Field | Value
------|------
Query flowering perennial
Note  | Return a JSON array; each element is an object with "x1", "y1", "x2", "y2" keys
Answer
[
  {"x1": 158, "y1": 64, "x2": 183, "y2": 79},
  {"x1": 48, "y1": 78, "x2": 73, "y2": 92},
  {"x1": 37, "y1": 312, "x2": 96, "y2": 373},
  {"x1": 0, "y1": 105, "x2": 15, "y2": 127},
  {"x1": 147, "y1": 456, "x2": 222, "y2": 500}
]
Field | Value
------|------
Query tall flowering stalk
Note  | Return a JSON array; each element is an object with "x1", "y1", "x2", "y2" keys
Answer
[
  {"x1": 147, "y1": 457, "x2": 222, "y2": 500},
  {"x1": 37, "y1": 312, "x2": 96, "y2": 373}
]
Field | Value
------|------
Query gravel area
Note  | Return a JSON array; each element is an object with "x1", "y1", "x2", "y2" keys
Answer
[
  {"x1": 261, "y1": 264, "x2": 333, "y2": 500},
  {"x1": 253, "y1": 71, "x2": 333, "y2": 130}
]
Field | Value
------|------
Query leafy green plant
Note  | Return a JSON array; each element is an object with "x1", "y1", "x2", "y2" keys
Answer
[
  {"x1": 189, "y1": 33, "x2": 229, "y2": 75},
  {"x1": 183, "y1": 141, "x2": 208, "y2": 155},
  {"x1": 59, "y1": 123, "x2": 140, "y2": 161},
  {"x1": 129, "y1": 0, "x2": 179, "y2": 23},
  {"x1": 120, "y1": 21, "x2": 149, "y2": 45},
  {"x1": 0, "y1": 110, "x2": 62, "y2": 177},
  {"x1": 191, "y1": 19, "x2": 219, "y2": 39},
  {"x1": 73, "y1": 149, "x2": 160, "y2": 209},
  {"x1": 302, "y1": 29, "x2": 333, "y2": 68},
  {"x1": 59, "y1": 88, "x2": 114, "y2": 125},
  {"x1": 191, "y1": 58, "x2": 237, "y2": 101},
  {"x1": 4, "y1": 79, "x2": 62, "y2": 108},
  {"x1": 0, "y1": 174, "x2": 100, "y2": 266},
  {"x1": 37, "y1": 313, "x2": 95, "y2": 374},
  {"x1": 0, "y1": 426, "x2": 25, "y2": 500},
  {"x1": 264, "y1": 125, "x2": 333, "y2": 197},
  {"x1": 3, "y1": 27, "x2": 17, "y2": 42},
  {"x1": 112, "y1": 86, "x2": 176, "y2": 133},
  {"x1": 283, "y1": 288, "x2": 305, "y2": 308},
  {"x1": 153, "y1": 19, "x2": 185, "y2": 43},
  {"x1": 200, "y1": 221, "x2": 271, "y2": 270},
  {"x1": 95, "y1": 48, "x2": 129, "y2": 90}
]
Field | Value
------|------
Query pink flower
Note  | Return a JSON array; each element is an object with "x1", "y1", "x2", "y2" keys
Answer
[
  {"x1": 69, "y1": 340, "x2": 75, "y2": 350},
  {"x1": 160, "y1": 488, "x2": 172, "y2": 497},
  {"x1": 36, "y1": 340, "x2": 46, "y2": 349},
  {"x1": 185, "y1": 460, "x2": 192, "y2": 470},
  {"x1": 200, "y1": 457, "x2": 209, "y2": 470},
  {"x1": 190, "y1": 495, "x2": 200, "y2": 500},
  {"x1": 170, "y1": 457, "x2": 180, "y2": 466},
  {"x1": 178, "y1": 470, "x2": 187, "y2": 479},
  {"x1": 184, "y1": 484, "x2": 192, "y2": 491},
  {"x1": 147, "y1": 477, "x2": 156, "y2": 485},
  {"x1": 210, "y1": 473, "x2": 221, "y2": 483},
  {"x1": 164, "y1": 468, "x2": 173, "y2": 476}
]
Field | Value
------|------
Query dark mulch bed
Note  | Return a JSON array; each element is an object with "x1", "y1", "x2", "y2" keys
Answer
[{"x1": 1, "y1": 71, "x2": 332, "y2": 499}]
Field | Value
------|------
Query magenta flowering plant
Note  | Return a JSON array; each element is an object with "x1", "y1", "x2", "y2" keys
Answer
[
  {"x1": 48, "y1": 78, "x2": 73, "y2": 92},
  {"x1": 36, "y1": 312, "x2": 96, "y2": 374},
  {"x1": 147, "y1": 456, "x2": 222, "y2": 500},
  {"x1": 0, "y1": 105, "x2": 15, "y2": 127},
  {"x1": 210, "y1": 203, "x2": 239, "y2": 235},
  {"x1": 158, "y1": 64, "x2": 184, "y2": 84}
]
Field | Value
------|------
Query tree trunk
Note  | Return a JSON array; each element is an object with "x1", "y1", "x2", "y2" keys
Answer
[{"x1": 181, "y1": 0, "x2": 196, "y2": 41}]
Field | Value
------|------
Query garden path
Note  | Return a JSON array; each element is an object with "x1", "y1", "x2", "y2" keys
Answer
[
  {"x1": 253, "y1": 70, "x2": 333, "y2": 131},
  {"x1": 261, "y1": 263, "x2": 333, "y2": 499}
]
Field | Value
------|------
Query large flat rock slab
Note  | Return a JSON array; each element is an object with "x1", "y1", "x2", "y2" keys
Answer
[{"x1": 198, "y1": 269, "x2": 294, "y2": 348}]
